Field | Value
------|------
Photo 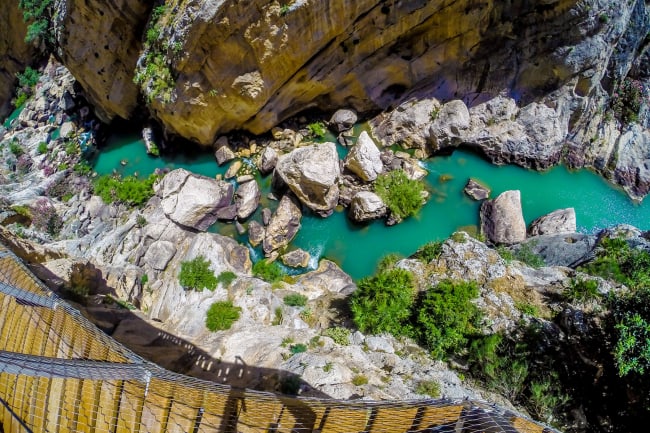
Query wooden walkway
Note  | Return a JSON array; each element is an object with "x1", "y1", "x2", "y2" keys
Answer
[{"x1": 0, "y1": 244, "x2": 556, "y2": 433}]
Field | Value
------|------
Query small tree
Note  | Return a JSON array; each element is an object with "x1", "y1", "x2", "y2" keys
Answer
[
  {"x1": 30, "y1": 197, "x2": 62, "y2": 236},
  {"x1": 178, "y1": 255, "x2": 217, "y2": 291}
]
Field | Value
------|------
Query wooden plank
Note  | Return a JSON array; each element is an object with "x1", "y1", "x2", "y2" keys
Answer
[
  {"x1": 9, "y1": 373, "x2": 36, "y2": 430},
  {"x1": 42, "y1": 308, "x2": 65, "y2": 358},
  {"x1": 6, "y1": 305, "x2": 30, "y2": 354},
  {"x1": 58, "y1": 378, "x2": 83, "y2": 433},
  {"x1": 141, "y1": 386, "x2": 173, "y2": 433},
  {"x1": 45, "y1": 377, "x2": 65, "y2": 433},
  {"x1": 195, "y1": 389, "x2": 229, "y2": 432},
  {"x1": 27, "y1": 376, "x2": 51, "y2": 433},
  {"x1": 415, "y1": 404, "x2": 463, "y2": 430},
  {"x1": 94, "y1": 380, "x2": 123, "y2": 432},
  {"x1": 115, "y1": 380, "x2": 146, "y2": 433},
  {"x1": 365, "y1": 406, "x2": 420, "y2": 433},
  {"x1": 26, "y1": 307, "x2": 55, "y2": 356},
  {"x1": 318, "y1": 407, "x2": 370, "y2": 433},
  {"x1": 0, "y1": 297, "x2": 17, "y2": 348},
  {"x1": 511, "y1": 416, "x2": 545, "y2": 433},
  {"x1": 73, "y1": 378, "x2": 97, "y2": 433}
]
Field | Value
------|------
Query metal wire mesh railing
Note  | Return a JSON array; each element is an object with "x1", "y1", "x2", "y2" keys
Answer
[{"x1": 0, "y1": 243, "x2": 558, "y2": 433}]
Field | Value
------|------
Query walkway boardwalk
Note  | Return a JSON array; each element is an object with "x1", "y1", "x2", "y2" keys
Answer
[{"x1": 0, "y1": 244, "x2": 557, "y2": 433}]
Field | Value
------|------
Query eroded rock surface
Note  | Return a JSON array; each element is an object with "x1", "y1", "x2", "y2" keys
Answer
[
  {"x1": 344, "y1": 131, "x2": 383, "y2": 182},
  {"x1": 529, "y1": 208, "x2": 577, "y2": 236},
  {"x1": 263, "y1": 195, "x2": 302, "y2": 255}
]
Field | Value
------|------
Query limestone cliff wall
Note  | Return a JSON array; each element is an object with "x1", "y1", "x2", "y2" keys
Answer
[
  {"x1": 49, "y1": 0, "x2": 648, "y2": 148},
  {"x1": 0, "y1": 1, "x2": 36, "y2": 118},
  {"x1": 52, "y1": 0, "x2": 151, "y2": 122}
]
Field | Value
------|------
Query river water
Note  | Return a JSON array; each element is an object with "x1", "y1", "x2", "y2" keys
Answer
[{"x1": 92, "y1": 131, "x2": 650, "y2": 280}]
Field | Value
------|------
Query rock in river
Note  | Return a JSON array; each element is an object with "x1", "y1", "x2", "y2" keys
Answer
[
  {"x1": 274, "y1": 142, "x2": 340, "y2": 216},
  {"x1": 480, "y1": 190, "x2": 526, "y2": 245}
]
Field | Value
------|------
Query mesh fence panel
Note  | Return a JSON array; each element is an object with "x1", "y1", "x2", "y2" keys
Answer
[{"x1": 0, "y1": 243, "x2": 558, "y2": 433}]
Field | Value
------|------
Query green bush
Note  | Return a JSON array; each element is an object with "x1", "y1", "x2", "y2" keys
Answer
[
  {"x1": 416, "y1": 380, "x2": 441, "y2": 398},
  {"x1": 16, "y1": 66, "x2": 40, "y2": 89},
  {"x1": 284, "y1": 293, "x2": 308, "y2": 307},
  {"x1": 374, "y1": 170, "x2": 426, "y2": 221},
  {"x1": 611, "y1": 78, "x2": 645, "y2": 125},
  {"x1": 323, "y1": 327, "x2": 351, "y2": 345},
  {"x1": 413, "y1": 241, "x2": 443, "y2": 263},
  {"x1": 9, "y1": 140, "x2": 24, "y2": 157},
  {"x1": 178, "y1": 256, "x2": 218, "y2": 292},
  {"x1": 253, "y1": 259, "x2": 285, "y2": 283},
  {"x1": 216, "y1": 270, "x2": 237, "y2": 287},
  {"x1": 580, "y1": 237, "x2": 650, "y2": 288},
  {"x1": 565, "y1": 277, "x2": 601, "y2": 304},
  {"x1": 93, "y1": 173, "x2": 158, "y2": 207},
  {"x1": 376, "y1": 253, "x2": 402, "y2": 273},
  {"x1": 307, "y1": 121, "x2": 327, "y2": 138},
  {"x1": 37, "y1": 142, "x2": 48, "y2": 154},
  {"x1": 290, "y1": 343, "x2": 307, "y2": 354},
  {"x1": 350, "y1": 268, "x2": 415, "y2": 335},
  {"x1": 352, "y1": 374, "x2": 368, "y2": 386},
  {"x1": 416, "y1": 279, "x2": 481, "y2": 359},
  {"x1": 496, "y1": 245, "x2": 514, "y2": 263},
  {"x1": 205, "y1": 301, "x2": 241, "y2": 331},
  {"x1": 608, "y1": 286, "x2": 650, "y2": 376}
]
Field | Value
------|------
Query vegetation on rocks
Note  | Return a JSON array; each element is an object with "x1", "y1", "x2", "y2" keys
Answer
[
  {"x1": 205, "y1": 301, "x2": 241, "y2": 331},
  {"x1": 93, "y1": 173, "x2": 158, "y2": 207},
  {"x1": 283, "y1": 293, "x2": 308, "y2": 307},
  {"x1": 611, "y1": 78, "x2": 647, "y2": 125},
  {"x1": 178, "y1": 256, "x2": 218, "y2": 292},
  {"x1": 13, "y1": 66, "x2": 40, "y2": 108},
  {"x1": 374, "y1": 169, "x2": 426, "y2": 221},
  {"x1": 19, "y1": 0, "x2": 53, "y2": 44},
  {"x1": 252, "y1": 259, "x2": 285, "y2": 283}
]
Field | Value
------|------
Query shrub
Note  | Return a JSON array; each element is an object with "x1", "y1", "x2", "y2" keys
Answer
[
  {"x1": 205, "y1": 301, "x2": 241, "y2": 331},
  {"x1": 16, "y1": 66, "x2": 40, "y2": 89},
  {"x1": 284, "y1": 293, "x2": 308, "y2": 307},
  {"x1": 580, "y1": 236, "x2": 650, "y2": 288},
  {"x1": 496, "y1": 245, "x2": 514, "y2": 263},
  {"x1": 514, "y1": 242, "x2": 545, "y2": 269},
  {"x1": 253, "y1": 259, "x2": 285, "y2": 283},
  {"x1": 307, "y1": 121, "x2": 327, "y2": 138},
  {"x1": 376, "y1": 253, "x2": 402, "y2": 273},
  {"x1": 216, "y1": 270, "x2": 237, "y2": 287},
  {"x1": 350, "y1": 268, "x2": 415, "y2": 335},
  {"x1": 374, "y1": 170, "x2": 426, "y2": 221},
  {"x1": 416, "y1": 279, "x2": 481, "y2": 359},
  {"x1": 323, "y1": 327, "x2": 351, "y2": 345},
  {"x1": 9, "y1": 140, "x2": 24, "y2": 157},
  {"x1": 93, "y1": 173, "x2": 158, "y2": 207},
  {"x1": 611, "y1": 78, "x2": 646, "y2": 125},
  {"x1": 352, "y1": 375, "x2": 368, "y2": 386},
  {"x1": 413, "y1": 241, "x2": 443, "y2": 263},
  {"x1": 178, "y1": 255, "x2": 217, "y2": 292},
  {"x1": 30, "y1": 198, "x2": 62, "y2": 236},
  {"x1": 416, "y1": 380, "x2": 441, "y2": 398},
  {"x1": 290, "y1": 343, "x2": 307, "y2": 354},
  {"x1": 565, "y1": 277, "x2": 601, "y2": 304},
  {"x1": 37, "y1": 142, "x2": 48, "y2": 154}
]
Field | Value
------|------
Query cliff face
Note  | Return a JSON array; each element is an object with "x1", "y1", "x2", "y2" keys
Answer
[
  {"x1": 48, "y1": 0, "x2": 648, "y2": 148},
  {"x1": 0, "y1": 1, "x2": 36, "y2": 118},
  {"x1": 52, "y1": 0, "x2": 151, "y2": 122}
]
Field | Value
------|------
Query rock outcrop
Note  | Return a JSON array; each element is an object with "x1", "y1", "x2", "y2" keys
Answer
[
  {"x1": 49, "y1": 0, "x2": 647, "y2": 154},
  {"x1": 158, "y1": 168, "x2": 234, "y2": 231},
  {"x1": 0, "y1": 1, "x2": 35, "y2": 118},
  {"x1": 274, "y1": 142, "x2": 340, "y2": 215},
  {"x1": 464, "y1": 179, "x2": 490, "y2": 201},
  {"x1": 480, "y1": 190, "x2": 527, "y2": 245},
  {"x1": 529, "y1": 208, "x2": 577, "y2": 236},
  {"x1": 344, "y1": 131, "x2": 383, "y2": 182}
]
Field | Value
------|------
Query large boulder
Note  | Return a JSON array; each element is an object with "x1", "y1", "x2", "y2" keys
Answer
[
  {"x1": 329, "y1": 109, "x2": 357, "y2": 132},
  {"x1": 344, "y1": 131, "x2": 383, "y2": 182},
  {"x1": 480, "y1": 190, "x2": 527, "y2": 245},
  {"x1": 529, "y1": 208, "x2": 577, "y2": 236},
  {"x1": 348, "y1": 191, "x2": 386, "y2": 222},
  {"x1": 263, "y1": 195, "x2": 302, "y2": 255},
  {"x1": 274, "y1": 142, "x2": 340, "y2": 215},
  {"x1": 158, "y1": 169, "x2": 234, "y2": 231},
  {"x1": 234, "y1": 179, "x2": 261, "y2": 220},
  {"x1": 281, "y1": 249, "x2": 311, "y2": 268}
]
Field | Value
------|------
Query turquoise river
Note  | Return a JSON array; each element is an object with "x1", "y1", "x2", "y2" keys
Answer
[{"x1": 92, "y1": 131, "x2": 650, "y2": 280}]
